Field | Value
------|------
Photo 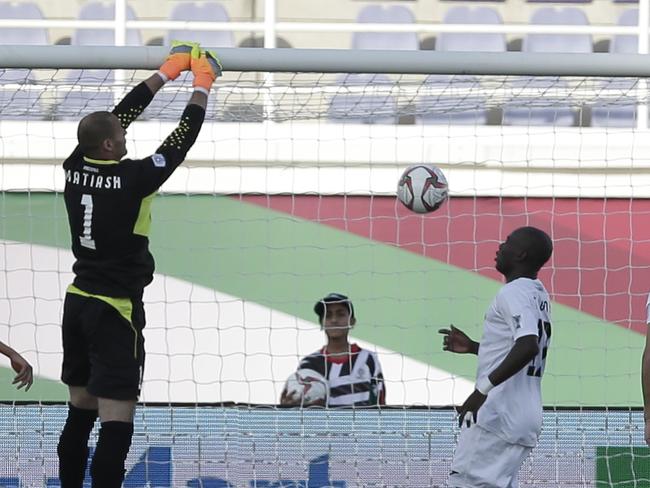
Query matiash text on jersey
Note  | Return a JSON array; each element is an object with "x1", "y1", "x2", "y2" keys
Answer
[{"x1": 65, "y1": 167, "x2": 122, "y2": 189}]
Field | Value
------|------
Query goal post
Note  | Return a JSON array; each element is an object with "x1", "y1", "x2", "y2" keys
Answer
[
  {"x1": 0, "y1": 46, "x2": 648, "y2": 486},
  {"x1": 3, "y1": 44, "x2": 650, "y2": 75}
]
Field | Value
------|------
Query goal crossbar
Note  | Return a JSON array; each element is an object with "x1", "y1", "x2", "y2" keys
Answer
[{"x1": 2, "y1": 45, "x2": 650, "y2": 76}]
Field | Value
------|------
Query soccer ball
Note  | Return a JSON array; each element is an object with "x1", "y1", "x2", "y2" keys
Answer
[
  {"x1": 397, "y1": 164, "x2": 449, "y2": 213},
  {"x1": 283, "y1": 369, "x2": 328, "y2": 405}
]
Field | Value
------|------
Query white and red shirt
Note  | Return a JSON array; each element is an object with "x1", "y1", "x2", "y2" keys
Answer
[{"x1": 298, "y1": 344, "x2": 386, "y2": 406}]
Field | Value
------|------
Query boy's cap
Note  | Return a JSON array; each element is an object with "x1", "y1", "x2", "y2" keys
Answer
[{"x1": 314, "y1": 293, "x2": 355, "y2": 320}]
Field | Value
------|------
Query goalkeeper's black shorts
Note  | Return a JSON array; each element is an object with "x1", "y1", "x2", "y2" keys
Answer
[{"x1": 61, "y1": 286, "x2": 145, "y2": 401}]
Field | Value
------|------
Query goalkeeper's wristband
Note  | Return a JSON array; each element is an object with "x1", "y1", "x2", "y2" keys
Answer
[
  {"x1": 159, "y1": 60, "x2": 181, "y2": 81},
  {"x1": 193, "y1": 86, "x2": 210, "y2": 96},
  {"x1": 192, "y1": 74, "x2": 214, "y2": 92},
  {"x1": 476, "y1": 376, "x2": 494, "y2": 395}
]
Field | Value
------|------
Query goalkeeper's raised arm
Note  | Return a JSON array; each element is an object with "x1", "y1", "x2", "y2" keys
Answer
[
  {"x1": 112, "y1": 40, "x2": 206, "y2": 130},
  {"x1": 133, "y1": 46, "x2": 222, "y2": 195}
]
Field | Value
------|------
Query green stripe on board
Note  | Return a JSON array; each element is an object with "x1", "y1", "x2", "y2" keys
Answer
[
  {"x1": 0, "y1": 366, "x2": 67, "y2": 401},
  {"x1": 0, "y1": 193, "x2": 643, "y2": 406}
]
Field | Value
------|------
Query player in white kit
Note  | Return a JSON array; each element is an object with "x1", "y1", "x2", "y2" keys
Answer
[{"x1": 439, "y1": 226, "x2": 553, "y2": 488}]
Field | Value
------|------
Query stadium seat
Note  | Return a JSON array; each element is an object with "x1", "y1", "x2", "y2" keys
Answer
[
  {"x1": 238, "y1": 35, "x2": 292, "y2": 48},
  {"x1": 442, "y1": 0, "x2": 505, "y2": 3},
  {"x1": 0, "y1": 68, "x2": 43, "y2": 120},
  {"x1": 609, "y1": 8, "x2": 640, "y2": 54},
  {"x1": 418, "y1": 7, "x2": 506, "y2": 125},
  {"x1": 502, "y1": 8, "x2": 592, "y2": 126},
  {"x1": 73, "y1": 1, "x2": 141, "y2": 46},
  {"x1": 336, "y1": 5, "x2": 416, "y2": 124},
  {"x1": 327, "y1": 74, "x2": 398, "y2": 124},
  {"x1": 165, "y1": 2, "x2": 234, "y2": 47},
  {"x1": 351, "y1": 5, "x2": 418, "y2": 50},
  {"x1": 591, "y1": 9, "x2": 641, "y2": 127},
  {"x1": 501, "y1": 77, "x2": 580, "y2": 126},
  {"x1": 523, "y1": 7, "x2": 593, "y2": 53},
  {"x1": 0, "y1": 1, "x2": 48, "y2": 44},
  {"x1": 54, "y1": 70, "x2": 116, "y2": 120},
  {"x1": 528, "y1": 0, "x2": 591, "y2": 5},
  {"x1": 54, "y1": 2, "x2": 141, "y2": 119},
  {"x1": 139, "y1": 2, "x2": 235, "y2": 120},
  {"x1": 0, "y1": 1, "x2": 48, "y2": 119},
  {"x1": 436, "y1": 7, "x2": 506, "y2": 52}
]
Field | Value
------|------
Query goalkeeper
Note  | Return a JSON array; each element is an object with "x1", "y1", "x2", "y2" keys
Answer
[{"x1": 56, "y1": 42, "x2": 221, "y2": 488}]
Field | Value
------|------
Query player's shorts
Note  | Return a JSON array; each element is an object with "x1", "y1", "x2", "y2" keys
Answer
[
  {"x1": 61, "y1": 285, "x2": 145, "y2": 401},
  {"x1": 448, "y1": 423, "x2": 532, "y2": 488}
]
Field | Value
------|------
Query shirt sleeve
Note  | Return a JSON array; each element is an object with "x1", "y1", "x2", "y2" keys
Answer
[
  {"x1": 133, "y1": 103, "x2": 206, "y2": 196},
  {"x1": 370, "y1": 352, "x2": 386, "y2": 405},
  {"x1": 497, "y1": 287, "x2": 540, "y2": 340},
  {"x1": 298, "y1": 353, "x2": 325, "y2": 374},
  {"x1": 112, "y1": 81, "x2": 154, "y2": 130},
  {"x1": 376, "y1": 370, "x2": 386, "y2": 405}
]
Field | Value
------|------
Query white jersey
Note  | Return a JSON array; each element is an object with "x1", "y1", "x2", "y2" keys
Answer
[{"x1": 476, "y1": 277, "x2": 551, "y2": 447}]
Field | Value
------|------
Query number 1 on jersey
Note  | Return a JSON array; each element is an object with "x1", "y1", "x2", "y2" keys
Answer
[{"x1": 79, "y1": 194, "x2": 96, "y2": 250}]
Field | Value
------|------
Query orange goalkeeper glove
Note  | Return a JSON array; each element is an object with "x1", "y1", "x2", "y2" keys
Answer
[
  {"x1": 191, "y1": 49, "x2": 222, "y2": 93},
  {"x1": 159, "y1": 40, "x2": 200, "y2": 81}
]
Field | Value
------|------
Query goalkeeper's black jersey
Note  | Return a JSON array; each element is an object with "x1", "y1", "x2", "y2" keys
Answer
[{"x1": 63, "y1": 82, "x2": 206, "y2": 298}]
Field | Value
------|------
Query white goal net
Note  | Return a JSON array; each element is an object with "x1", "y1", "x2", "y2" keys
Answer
[{"x1": 0, "y1": 52, "x2": 648, "y2": 486}]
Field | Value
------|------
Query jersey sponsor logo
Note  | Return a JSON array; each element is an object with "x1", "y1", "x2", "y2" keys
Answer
[{"x1": 152, "y1": 153, "x2": 166, "y2": 168}]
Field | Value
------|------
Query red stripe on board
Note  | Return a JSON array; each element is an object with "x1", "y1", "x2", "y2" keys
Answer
[{"x1": 240, "y1": 195, "x2": 650, "y2": 334}]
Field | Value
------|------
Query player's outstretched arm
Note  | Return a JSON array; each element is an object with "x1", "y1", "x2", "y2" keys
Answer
[
  {"x1": 642, "y1": 326, "x2": 650, "y2": 445},
  {"x1": 439, "y1": 325, "x2": 479, "y2": 355},
  {"x1": 112, "y1": 41, "x2": 200, "y2": 131},
  {"x1": 187, "y1": 49, "x2": 222, "y2": 110},
  {"x1": 63, "y1": 42, "x2": 200, "y2": 164},
  {"x1": 134, "y1": 49, "x2": 222, "y2": 196},
  {"x1": 0, "y1": 341, "x2": 33, "y2": 391},
  {"x1": 456, "y1": 335, "x2": 538, "y2": 426}
]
